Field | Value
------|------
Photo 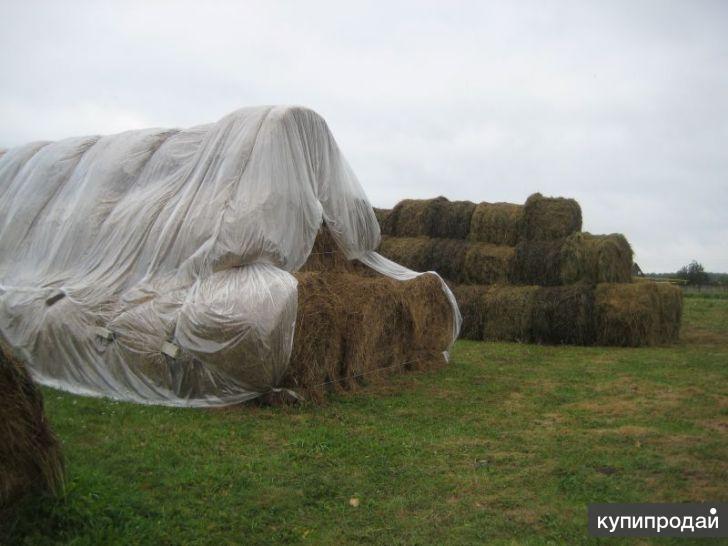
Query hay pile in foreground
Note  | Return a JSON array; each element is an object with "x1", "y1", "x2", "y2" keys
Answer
[
  {"x1": 0, "y1": 345, "x2": 64, "y2": 509},
  {"x1": 452, "y1": 282, "x2": 682, "y2": 346},
  {"x1": 280, "y1": 227, "x2": 454, "y2": 401}
]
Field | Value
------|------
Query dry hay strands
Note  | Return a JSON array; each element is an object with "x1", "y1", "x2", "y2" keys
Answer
[
  {"x1": 522, "y1": 192, "x2": 582, "y2": 241},
  {"x1": 560, "y1": 232, "x2": 633, "y2": 284},
  {"x1": 373, "y1": 208, "x2": 391, "y2": 228},
  {"x1": 283, "y1": 271, "x2": 453, "y2": 402},
  {"x1": 382, "y1": 197, "x2": 476, "y2": 239},
  {"x1": 595, "y1": 282, "x2": 683, "y2": 346},
  {"x1": 512, "y1": 238, "x2": 566, "y2": 286},
  {"x1": 468, "y1": 202, "x2": 524, "y2": 245},
  {"x1": 0, "y1": 345, "x2": 64, "y2": 509}
]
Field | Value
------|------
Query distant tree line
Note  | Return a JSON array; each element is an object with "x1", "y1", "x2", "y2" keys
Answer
[{"x1": 646, "y1": 261, "x2": 728, "y2": 286}]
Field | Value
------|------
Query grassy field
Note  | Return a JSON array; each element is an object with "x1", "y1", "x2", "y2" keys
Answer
[{"x1": 3, "y1": 298, "x2": 727, "y2": 545}]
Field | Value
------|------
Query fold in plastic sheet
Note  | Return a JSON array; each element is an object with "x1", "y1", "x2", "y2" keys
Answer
[{"x1": 0, "y1": 106, "x2": 461, "y2": 406}]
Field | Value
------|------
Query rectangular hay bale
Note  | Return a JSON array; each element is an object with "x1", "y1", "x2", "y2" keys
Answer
[
  {"x1": 522, "y1": 192, "x2": 582, "y2": 241},
  {"x1": 382, "y1": 197, "x2": 476, "y2": 239},
  {"x1": 560, "y1": 232, "x2": 633, "y2": 284},
  {"x1": 283, "y1": 271, "x2": 453, "y2": 401},
  {"x1": 595, "y1": 282, "x2": 682, "y2": 346},
  {"x1": 468, "y1": 202, "x2": 524, "y2": 245}
]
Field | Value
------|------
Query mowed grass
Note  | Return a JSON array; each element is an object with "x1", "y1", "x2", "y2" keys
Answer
[{"x1": 3, "y1": 299, "x2": 727, "y2": 545}]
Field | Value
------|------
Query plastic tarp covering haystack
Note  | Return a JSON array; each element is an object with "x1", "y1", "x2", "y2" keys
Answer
[{"x1": 0, "y1": 106, "x2": 461, "y2": 406}]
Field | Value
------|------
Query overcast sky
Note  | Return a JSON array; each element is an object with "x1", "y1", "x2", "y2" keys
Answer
[{"x1": 0, "y1": 0, "x2": 726, "y2": 272}]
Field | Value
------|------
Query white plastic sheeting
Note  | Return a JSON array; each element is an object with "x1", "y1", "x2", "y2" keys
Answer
[{"x1": 0, "y1": 106, "x2": 461, "y2": 406}]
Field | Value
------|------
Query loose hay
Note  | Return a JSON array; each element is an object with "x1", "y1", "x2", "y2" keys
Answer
[
  {"x1": 560, "y1": 232, "x2": 633, "y2": 284},
  {"x1": 0, "y1": 345, "x2": 64, "y2": 508},
  {"x1": 468, "y1": 202, "x2": 524, "y2": 245},
  {"x1": 382, "y1": 197, "x2": 476, "y2": 239},
  {"x1": 522, "y1": 193, "x2": 582, "y2": 241},
  {"x1": 595, "y1": 282, "x2": 682, "y2": 346},
  {"x1": 283, "y1": 271, "x2": 453, "y2": 401}
]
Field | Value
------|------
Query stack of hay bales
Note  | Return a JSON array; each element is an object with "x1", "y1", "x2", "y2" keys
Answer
[
  {"x1": 279, "y1": 226, "x2": 454, "y2": 401},
  {"x1": 0, "y1": 344, "x2": 64, "y2": 510},
  {"x1": 376, "y1": 193, "x2": 681, "y2": 346}
]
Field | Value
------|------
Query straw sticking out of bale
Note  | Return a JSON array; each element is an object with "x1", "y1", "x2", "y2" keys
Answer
[
  {"x1": 0, "y1": 345, "x2": 64, "y2": 508},
  {"x1": 469, "y1": 202, "x2": 523, "y2": 245},
  {"x1": 283, "y1": 271, "x2": 453, "y2": 401},
  {"x1": 522, "y1": 193, "x2": 582, "y2": 241},
  {"x1": 560, "y1": 232, "x2": 633, "y2": 284},
  {"x1": 595, "y1": 282, "x2": 682, "y2": 346},
  {"x1": 382, "y1": 197, "x2": 476, "y2": 239}
]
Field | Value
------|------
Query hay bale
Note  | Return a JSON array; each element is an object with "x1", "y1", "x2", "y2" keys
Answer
[
  {"x1": 450, "y1": 284, "x2": 488, "y2": 340},
  {"x1": 655, "y1": 282, "x2": 683, "y2": 341},
  {"x1": 530, "y1": 285, "x2": 596, "y2": 344},
  {"x1": 379, "y1": 237, "x2": 513, "y2": 285},
  {"x1": 595, "y1": 282, "x2": 682, "y2": 346},
  {"x1": 0, "y1": 345, "x2": 64, "y2": 508},
  {"x1": 560, "y1": 232, "x2": 633, "y2": 284},
  {"x1": 378, "y1": 237, "x2": 469, "y2": 282},
  {"x1": 382, "y1": 197, "x2": 476, "y2": 239},
  {"x1": 522, "y1": 193, "x2": 582, "y2": 241},
  {"x1": 373, "y1": 208, "x2": 391, "y2": 228},
  {"x1": 481, "y1": 285, "x2": 539, "y2": 342},
  {"x1": 283, "y1": 271, "x2": 452, "y2": 401},
  {"x1": 463, "y1": 243, "x2": 515, "y2": 285},
  {"x1": 468, "y1": 202, "x2": 524, "y2": 245},
  {"x1": 378, "y1": 236, "x2": 434, "y2": 273},
  {"x1": 300, "y1": 225, "x2": 358, "y2": 273},
  {"x1": 512, "y1": 239, "x2": 565, "y2": 286}
]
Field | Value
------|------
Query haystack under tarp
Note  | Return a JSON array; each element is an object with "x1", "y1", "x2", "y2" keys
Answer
[{"x1": 0, "y1": 106, "x2": 460, "y2": 407}]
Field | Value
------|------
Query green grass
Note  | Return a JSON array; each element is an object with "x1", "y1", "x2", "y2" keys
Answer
[{"x1": 3, "y1": 299, "x2": 727, "y2": 545}]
